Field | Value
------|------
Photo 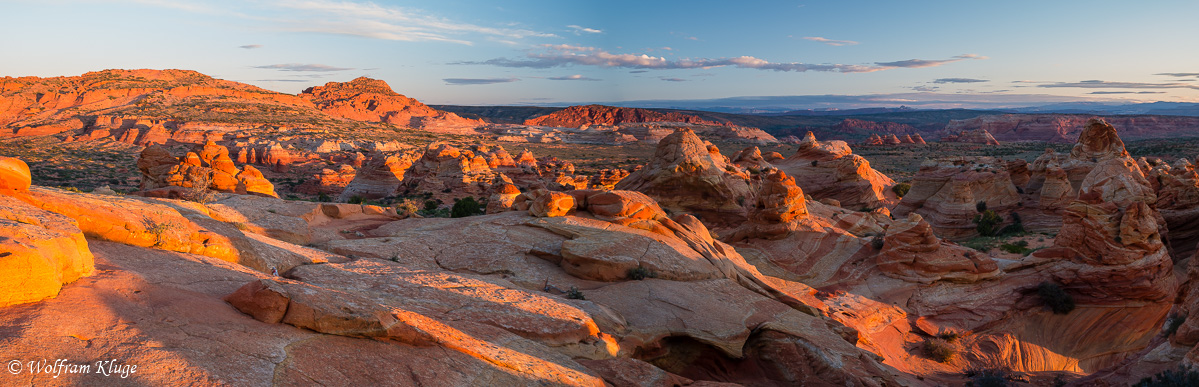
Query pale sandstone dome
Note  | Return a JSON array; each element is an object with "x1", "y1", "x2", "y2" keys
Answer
[{"x1": 892, "y1": 157, "x2": 1021, "y2": 240}]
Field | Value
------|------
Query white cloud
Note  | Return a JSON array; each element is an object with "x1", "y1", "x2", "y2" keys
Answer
[
  {"x1": 461, "y1": 45, "x2": 986, "y2": 74},
  {"x1": 567, "y1": 25, "x2": 602, "y2": 34},
  {"x1": 801, "y1": 36, "x2": 859, "y2": 46},
  {"x1": 272, "y1": 0, "x2": 556, "y2": 45}
]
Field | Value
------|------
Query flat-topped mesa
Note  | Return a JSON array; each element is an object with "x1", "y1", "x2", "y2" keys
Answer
[
  {"x1": 774, "y1": 131, "x2": 895, "y2": 210},
  {"x1": 940, "y1": 128, "x2": 1000, "y2": 145},
  {"x1": 891, "y1": 157, "x2": 1021, "y2": 240},
  {"x1": 614, "y1": 128, "x2": 753, "y2": 225},
  {"x1": 523, "y1": 104, "x2": 726, "y2": 128},
  {"x1": 138, "y1": 141, "x2": 278, "y2": 198},
  {"x1": 301, "y1": 77, "x2": 482, "y2": 131}
]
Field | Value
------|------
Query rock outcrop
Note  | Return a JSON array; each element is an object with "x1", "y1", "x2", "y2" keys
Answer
[
  {"x1": 614, "y1": 129, "x2": 753, "y2": 225},
  {"x1": 138, "y1": 141, "x2": 278, "y2": 198},
  {"x1": 892, "y1": 158, "x2": 1021, "y2": 240},
  {"x1": 774, "y1": 132, "x2": 895, "y2": 210},
  {"x1": 877, "y1": 213, "x2": 999, "y2": 282},
  {"x1": 945, "y1": 114, "x2": 1199, "y2": 143}
]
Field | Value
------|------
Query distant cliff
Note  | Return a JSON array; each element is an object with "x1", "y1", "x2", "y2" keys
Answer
[{"x1": 943, "y1": 114, "x2": 1199, "y2": 142}]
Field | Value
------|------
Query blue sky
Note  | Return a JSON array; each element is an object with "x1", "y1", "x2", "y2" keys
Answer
[{"x1": 1, "y1": 0, "x2": 1197, "y2": 108}]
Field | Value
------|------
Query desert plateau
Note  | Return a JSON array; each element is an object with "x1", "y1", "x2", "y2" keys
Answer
[{"x1": 4, "y1": 1, "x2": 1199, "y2": 386}]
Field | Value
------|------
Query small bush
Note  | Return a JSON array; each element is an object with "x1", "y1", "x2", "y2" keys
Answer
[
  {"x1": 182, "y1": 172, "x2": 216, "y2": 204},
  {"x1": 1134, "y1": 366, "x2": 1199, "y2": 387},
  {"x1": 394, "y1": 199, "x2": 421, "y2": 217},
  {"x1": 965, "y1": 368, "x2": 1010, "y2": 387},
  {"x1": 810, "y1": 160, "x2": 818, "y2": 167},
  {"x1": 627, "y1": 266, "x2": 657, "y2": 280},
  {"x1": 423, "y1": 199, "x2": 439, "y2": 211},
  {"x1": 348, "y1": 195, "x2": 366, "y2": 204},
  {"x1": 566, "y1": 286, "x2": 585, "y2": 300},
  {"x1": 938, "y1": 331, "x2": 961, "y2": 343},
  {"x1": 871, "y1": 236, "x2": 885, "y2": 250},
  {"x1": 317, "y1": 193, "x2": 331, "y2": 202},
  {"x1": 451, "y1": 196, "x2": 483, "y2": 218},
  {"x1": 1000, "y1": 241, "x2": 1030, "y2": 254},
  {"x1": 1038, "y1": 282, "x2": 1076, "y2": 314},
  {"x1": 973, "y1": 210, "x2": 1003, "y2": 236},
  {"x1": 976, "y1": 201, "x2": 988, "y2": 213},
  {"x1": 923, "y1": 338, "x2": 955, "y2": 363},
  {"x1": 891, "y1": 182, "x2": 912, "y2": 198}
]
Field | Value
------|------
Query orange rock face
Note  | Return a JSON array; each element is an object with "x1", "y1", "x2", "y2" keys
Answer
[
  {"x1": 0, "y1": 195, "x2": 94, "y2": 307},
  {"x1": 301, "y1": 77, "x2": 482, "y2": 131},
  {"x1": 138, "y1": 141, "x2": 278, "y2": 198},
  {"x1": 529, "y1": 190, "x2": 575, "y2": 217},
  {"x1": 0, "y1": 156, "x2": 31, "y2": 191}
]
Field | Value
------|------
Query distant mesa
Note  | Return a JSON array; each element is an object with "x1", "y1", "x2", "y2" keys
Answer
[
  {"x1": 300, "y1": 77, "x2": 483, "y2": 133},
  {"x1": 523, "y1": 104, "x2": 729, "y2": 128},
  {"x1": 939, "y1": 128, "x2": 1000, "y2": 145}
]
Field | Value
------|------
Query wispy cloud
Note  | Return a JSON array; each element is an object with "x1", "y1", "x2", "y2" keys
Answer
[
  {"x1": 801, "y1": 36, "x2": 858, "y2": 46},
  {"x1": 547, "y1": 74, "x2": 600, "y2": 81},
  {"x1": 912, "y1": 85, "x2": 939, "y2": 92},
  {"x1": 459, "y1": 45, "x2": 986, "y2": 74},
  {"x1": 273, "y1": 0, "x2": 556, "y2": 45},
  {"x1": 567, "y1": 25, "x2": 602, "y2": 34},
  {"x1": 239, "y1": 44, "x2": 263, "y2": 49},
  {"x1": 1038, "y1": 80, "x2": 1199, "y2": 90},
  {"x1": 253, "y1": 63, "x2": 353, "y2": 71},
  {"x1": 659, "y1": 77, "x2": 688, "y2": 82},
  {"x1": 629, "y1": 70, "x2": 649, "y2": 74},
  {"x1": 932, "y1": 77, "x2": 988, "y2": 84},
  {"x1": 1157, "y1": 73, "x2": 1199, "y2": 78},
  {"x1": 1089, "y1": 91, "x2": 1167, "y2": 94},
  {"x1": 444, "y1": 77, "x2": 520, "y2": 85}
]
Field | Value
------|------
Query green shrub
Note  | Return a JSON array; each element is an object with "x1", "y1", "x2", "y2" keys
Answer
[
  {"x1": 423, "y1": 199, "x2": 439, "y2": 211},
  {"x1": 965, "y1": 368, "x2": 1010, "y2": 387},
  {"x1": 451, "y1": 196, "x2": 483, "y2": 218},
  {"x1": 891, "y1": 182, "x2": 912, "y2": 198},
  {"x1": 627, "y1": 266, "x2": 657, "y2": 280},
  {"x1": 1038, "y1": 282, "x2": 1075, "y2": 314},
  {"x1": 348, "y1": 195, "x2": 365, "y2": 204},
  {"x1": 317, "y1": 193, "x2": 331, "y2": 202},
  {"x1": 976, "y1": 201, "x2": 988, "y2": 213},
  {"x1": 999, "y1": 241, "x2": 1030, "y2": 254},
  {"x1": 1165, "y1": 313, "x2": 1187, "y2": 337},
  {"x1": 923, "y1": 338, "x2": 955, "y2": 363},
  {"x1": 973, "y1": 210, "x2": 1003, "y2": 236},
  {"x1": 566, "y1": 286, "x2": 585, "y2": 300},
  {"x1": 1135, "y1": 366, "x2": 1199, "y2": 387},
  {"x1": 871, "y1": 236, "x2": 885, "y2": 250}
]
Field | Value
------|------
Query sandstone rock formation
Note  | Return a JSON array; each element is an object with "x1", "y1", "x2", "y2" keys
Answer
[
  {"x1": 877, "y1": 213, "x2": 999, "y2": 282},
  {"x1": 892, "y1": 158, "x2": 1021, "y2": 240},
  {"x1": 614, "y1": 129, "x2": 753, "y2": 224},
  {"x1": 0, "y1": 159, "x2": 94, "y2": 307},
  {"x1": 773, "y1": 132, "x2": 895, "y2": 210},
  {"x1": 138, "y1": 141, "x2": 278, "y2": 198}
]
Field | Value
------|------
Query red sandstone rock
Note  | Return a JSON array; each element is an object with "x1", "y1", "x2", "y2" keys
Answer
[
  {"x1": 892, "y1": 158, "x2": 1021, "y2": 240},
  {"x1": 0, "y1": 195, "x2": 94, "y2": 307},
  {"x1": 138, "y1": 141, "x2": 278, "y2": 198},
  {"x1": 940, "y1": 128, "x2": 1001, "y2": 145}
]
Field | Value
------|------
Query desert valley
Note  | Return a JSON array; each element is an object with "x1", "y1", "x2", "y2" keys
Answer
[{"x1": 3, "y1": 68, "x2": 1199, "y2": 386}]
